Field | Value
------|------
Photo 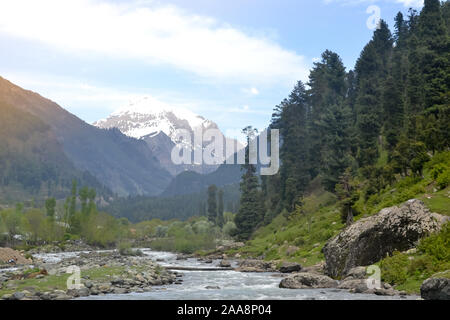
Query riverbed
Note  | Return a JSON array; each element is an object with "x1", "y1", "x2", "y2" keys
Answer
[{"x1": 33, "y1": 249, "x2": 418, "y2": 300}]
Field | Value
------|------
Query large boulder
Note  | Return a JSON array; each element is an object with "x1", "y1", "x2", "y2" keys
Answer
[
  {"x1": 420, "y1": 277, "x2": 450, "y2": 300},
  {"x1": 279, "y1": 262, "x2": 302, "y2": 273},
  {"x1": 323, "y1": 199, "x2": 448, "y2": 278},
  {"x1": 279, "y1": 272, "x2": 338, "y2": 289}
]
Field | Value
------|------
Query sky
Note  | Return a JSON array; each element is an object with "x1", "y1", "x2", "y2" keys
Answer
[{"x1": 0, "y1": 0, "x2": 424, "y2": 142}]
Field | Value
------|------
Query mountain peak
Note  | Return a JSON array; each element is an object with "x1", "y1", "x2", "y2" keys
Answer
[{"x1": 94, "y1": 96, "x2": 212, "y2": 140}]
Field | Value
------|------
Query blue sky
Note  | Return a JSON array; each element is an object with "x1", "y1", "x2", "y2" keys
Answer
[{"x1": 0, "y1": 0, "x2": 423, "y2": 141}]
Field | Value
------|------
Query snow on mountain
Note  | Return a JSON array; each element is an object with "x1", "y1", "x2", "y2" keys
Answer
[
  {"x1": 94, "y1": 96, "x2": 214, "y2": 143},
  {"x1": 93, "y1": 96, "x2": 243, "y2": 176}
]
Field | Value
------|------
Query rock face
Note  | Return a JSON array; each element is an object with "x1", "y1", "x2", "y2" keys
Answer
[
  {"x1": 279, "y1": 262, "x2": 302, "y2": 273},
  {"x1": 279, "y1": 273, "x2": 338, "y2": 289},
  {"x1": 323, "y1": 200, "x2": 448, "y2": 278},
  {"x1": 420, "y1": 278, "x2": 450, "y2": 300}
]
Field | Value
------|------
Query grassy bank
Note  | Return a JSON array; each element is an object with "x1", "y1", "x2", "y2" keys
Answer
[{"x1": 0, "y1": 266, "x2": 125, "y2": 296}]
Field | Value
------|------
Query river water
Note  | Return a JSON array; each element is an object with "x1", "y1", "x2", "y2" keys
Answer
[{"x1": 33, "y1": 249, "x2": 418, "y2": 300}]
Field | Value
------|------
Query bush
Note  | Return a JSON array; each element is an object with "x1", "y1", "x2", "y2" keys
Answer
[
  {"x1": 223, "y1": 221, "x2": 237, "y2": 237},
  {"x1": 117, "y1": 241, "x2": 143, "y2": 256},
  {"x1": 417, "y1": 223, "x2": 449, "y2": 261},
  {"x1": 380, "y1": 251, "x2": 409, "y2": 285},
  {"x1": 436, "y1": 169, "x2": 450, "y2": 190}
]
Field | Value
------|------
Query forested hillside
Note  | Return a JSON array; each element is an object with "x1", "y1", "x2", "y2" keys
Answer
[
  {"x1": 104, "y1": 183, "x2": 240, "y2": 222},
  {"x1": 234, "y1": 0, "x2": 449, "y2": 239},
  {"x1": 0, "y1": 101, "x2": 109, "y2": 203},
  {"x1": 0, "y1": 76, "x2": 173, "y2": 198}
]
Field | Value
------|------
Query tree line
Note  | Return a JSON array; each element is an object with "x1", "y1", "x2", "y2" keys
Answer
[{"x1": 233, "y1": 0, "x2": 449, "y2": 240}]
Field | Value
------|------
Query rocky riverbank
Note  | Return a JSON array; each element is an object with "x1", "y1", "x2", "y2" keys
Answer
[{"x1": 1, "y1": 250, "x2": 179, "y2": 300}]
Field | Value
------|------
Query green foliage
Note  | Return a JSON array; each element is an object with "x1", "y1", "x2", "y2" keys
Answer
[
  {"x1": 379, "y1": 251, "x2": 409, "y2": 285},
  {"x1": 207, "y1": 185, "x2": 218, "y2": 224},
  {"x1": 149, "y1": 220, "x2": 217, "y2": 254},
  {"x1": 436, "y1": 169, "x2": 450, "y2": 189},
  {"x1": 103, "y1": 183, "x2": 240, "y2": 222},
  {"x1": 232, "y1": 182, "x2": 343, "y2": 266},
  {"x1": 379, "y1": 223, "x2": 450, "y2": 293},
  {"x1": 117, "y1": 241, "x2": 143, "y2": 256},
  {"x1": 235, "y1": 133, "x2": 265, "y2": 240}
]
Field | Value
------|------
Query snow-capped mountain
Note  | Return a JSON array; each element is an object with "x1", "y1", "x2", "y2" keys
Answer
[{"x1": 93, "y1": 96, "x2": 243, "y2": 176}]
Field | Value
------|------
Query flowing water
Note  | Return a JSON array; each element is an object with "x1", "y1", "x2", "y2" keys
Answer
[{"x1": 35, "y1": 249, "x2": 418, "y2": 300}]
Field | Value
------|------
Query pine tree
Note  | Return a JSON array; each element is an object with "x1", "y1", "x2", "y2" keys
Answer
[
  {"x1": 277, "y1": 83, "x2": 311, "y2": 210},
  {"x1": 354, "y1": 20, "x2": 393, "y2": 168},
  {"x1": 235, "y1": 127, "x2": 264, "y2": 240},
  {"x1": 45, "y1": 197, "x2": 56, "y2": 220},
  {"x1": 217, "y1": 189, "x2": 224, "y2": 227},
  {"x1": 335, "y1": 169, "x2": 359, "y2": 226},
  {"x1": 307, "y1": 50, "x2": 348, "y2": 177},
  {"x1": 382, "y1": 75, "x2": 404, "y2": 151},
  {"x1": 207, "y1": 185, "x2": 218, "y2": 224}
]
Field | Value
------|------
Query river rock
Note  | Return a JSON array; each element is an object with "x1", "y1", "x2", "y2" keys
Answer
[
  {"x1": 344, "y1": 266, "x2": 367, "y2": 280},
  {"x1": 279, "y1": 272, "x2": 338, "y2": 289},
  {"x1": 338, "y1": 279, "x2": 368, "y2": 291},
  {"x1": 236, "y1": 260, "x2": 276, "y2": 272},
  {"x1": 219, "y1": 260, "x2": 231, "y2": 268},
  {"x1": 323, "y1": 199, "x2": 448, "y2": 278},
  {"x1": 279, "y1": 262, "x2": 302, "y2": 273},
  {"x1": 12, "y1": 291, "x2": 25, "y2": 300},
  {"x1": 420, "y1": 277, "x2": 450, "y2": 300}
]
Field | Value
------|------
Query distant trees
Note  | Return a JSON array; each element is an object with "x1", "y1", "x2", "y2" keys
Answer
[
  {"x1": 207, "y1": 185, "x2": 218, "y2": 224},
  {"x1": 45, "y1": 198, "x2": 56, "y2": 219},
  {"x1": 217, "y1": 189, "x2": 224, "y2": 227}
]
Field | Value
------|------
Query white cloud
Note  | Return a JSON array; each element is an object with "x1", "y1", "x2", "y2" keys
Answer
[
  {"x1": 0, "y1": 0, "x2": 309, "y2": 85},
  {"x1": 243, "y1": 87, "x2": 260, "y2": 95},
  {"x1": 323, "y1": 0, "x2": 423, "y2": 7},
  {"x1": 395, "y1": 0, "x2": 423, "y2": 7}
]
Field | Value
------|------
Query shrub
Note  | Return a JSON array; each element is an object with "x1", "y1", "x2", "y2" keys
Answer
[
  {"x1": 223, "y1": 221, "x2": 237, "y2": 237},
  {"x1": 417, "y1": 223, "x2": 449, "y2": 261},
  {"x1": 118, "y1": 241, "x2": 142, "y2": 256},
  {"x1": 436, "y1": 169, "x2": 450, "y2": 190},
  {"x1": 380, "y1": 251, "x2": 409, "y2": 285}
]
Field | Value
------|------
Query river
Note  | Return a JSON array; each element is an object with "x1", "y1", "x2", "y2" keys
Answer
[{"x1": 32, "y1": 249, "x2": 418, "y2": 300}]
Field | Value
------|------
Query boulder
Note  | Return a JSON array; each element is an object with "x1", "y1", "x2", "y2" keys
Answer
[
  {"x1": 420, "y1": 278, "x2": 450, "y2": 300},
  {"x1": 236, "y1": 260, "x2": 276, "y2": 272},
  {"x1": 279, "y1": 262, "x2": 302, "y2": 273},
  {"x1": 323, "y1": 200, "x2": 448, "y2": 278},
  {"x1": 279, "y1": 272, "x2": 338, "y2": 289},
  {"x1": 338, "y1": 279, "x2": 368, "y2": 291},
  {"x1": 219, "y1": 260, "x2": 231, "y2": 268},
  {"x1": 344, "y1": 266, "x2": 367, "y2": 280}
]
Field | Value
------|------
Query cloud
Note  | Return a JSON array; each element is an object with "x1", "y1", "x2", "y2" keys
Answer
[
  {"x1": 323, "y1": 0, "x2": 423, "y2": 7},
  {"x1": 0, "y1": 0, "x2": 309, "y2": 86},
  {"x1": 242, "y1": 87, "x2": 260, "y2": 96},
  {"x1": 395, "y1": 0, "x2": 423, "y2": 7}
]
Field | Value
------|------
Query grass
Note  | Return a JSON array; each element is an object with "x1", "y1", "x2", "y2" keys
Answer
[
  {"x1": 229, "y1": 180, "x2": 343, "y2": 266},
  {"x1": 378, "y1": 223, "x2": 450, "y2": 294},
  {"x1": 0, "y1": 266, "x2": 126, "y2": 296},
  {"x1": 421, "y1": 187, "x2": 450, "y2": 216}
]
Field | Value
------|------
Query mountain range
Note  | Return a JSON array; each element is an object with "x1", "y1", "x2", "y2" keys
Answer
[
  {"x1": 0, "y1": 76, "x2": 244, "y2": 203},
  {"x1": 93, "y1": 97, "x2": 244, "y2": 176},
  {"x1": 0, "y1": 76, "x2": 172, "y2": 199}
]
